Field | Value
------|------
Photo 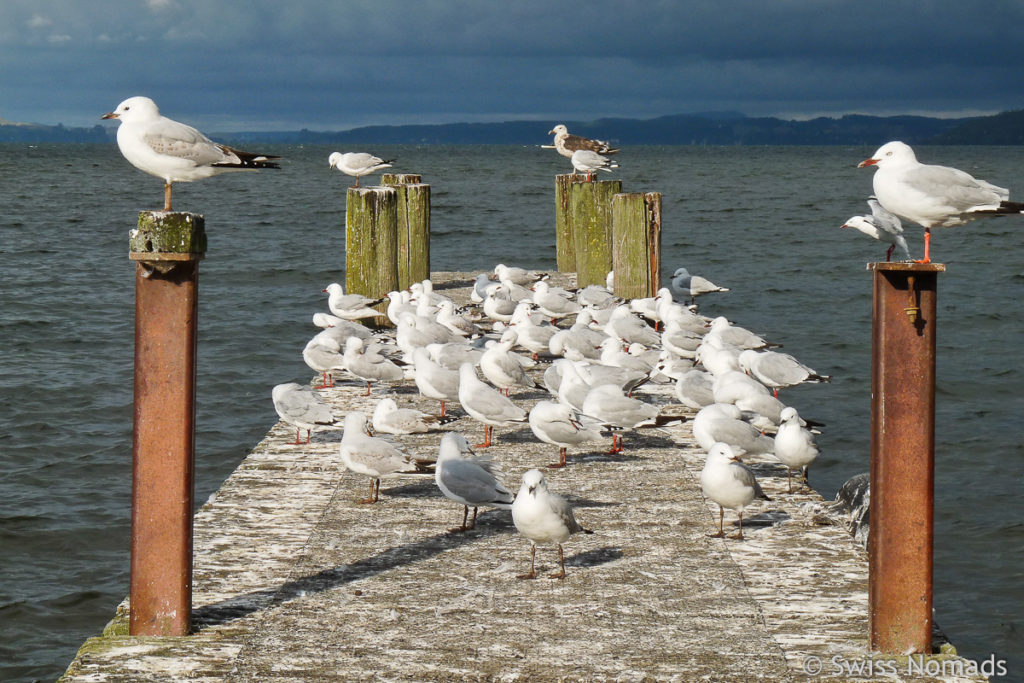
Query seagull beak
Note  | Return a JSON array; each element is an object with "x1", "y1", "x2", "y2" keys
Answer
[
  {"x1": 547, "y1": 129, "x2": 555, "y2": 135},
  {"x1": 528, "y1": 485, "x2": 537, "y2": 496},
  {"x1": 101, "y1": 112, "x2": 118, "y2": 120},
  {"x1": 857, "y1": 158, "x2": 879, "y2": 168},
  {"x1": 840, "y1": 223, "x2": 849, "y2": 229}
]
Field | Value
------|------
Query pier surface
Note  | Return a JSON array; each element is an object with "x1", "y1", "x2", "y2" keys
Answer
[{"x1": 62, "y1": 273, "x2": 984, "y2": 682}]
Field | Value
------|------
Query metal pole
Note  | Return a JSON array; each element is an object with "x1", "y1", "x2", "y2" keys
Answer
[
  {"x1": 128, "y1": 211, "x2": 206, "y2": 636},
  {"x1": 868, "y1": 261, "x2": 944, "y2": 654}
]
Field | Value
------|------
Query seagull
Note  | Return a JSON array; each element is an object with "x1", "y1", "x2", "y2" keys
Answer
[
  {"x1": 548, "y1": 124, "x2": 619, "y2": 158},
  {"x1": 371, "y1": 397, "x2": 458, "y2": 435},
  {"x1": 412, "y1": 348, "x2": 461, "y2": 417},
  {"x1": 328, "y1": 151, "x2": 395, "y2": 187},
  {"x1": 581, "y1": 384, "x2": 683, "y2": 454},
  {"x1": 323, "y1": 283, "x2": 386, "y2": 321},
  {"x1": 101, "y1": 96, "x2": 279, "y2": 211},
  {"x1": 858, "y1": 141, "x2": 1024, "y2": 263},
  {"x1": 841, "y1": 198, "x2": 911, "y2": 262},
  {"x1": 338, "y1": 412, "x2": 433, "y2": 504},
  {"x1": 737, "y1": 349, "x2": 830, "y2": 397},
  {"x1": 511, "y1": 469, "x2": 592, "y2": 579},
  {"x1": 434, "y1": 433, "x2": 514, "y2": 532},
  {"x1": 479, "y1": 329, "x2": 543, "y2": 396},
  {"x1": 457, "y1": 363, "x2": 528, "y2": 448},
  {"x1": 530, "y1": 280, "x2": 582, "y2": 320},
  {"x1": 570, "y1": 149, "x2": 618, "y2": 182},
  {"x1": 302, "y1": 336, "x2": 347, "y2": 389},
  {"x1": 773, "y1": 407, "x2": 820, "y2": 492},
  {"x1": 342, "y1": 337, "x2": 405, "y2": 395},
  {"x1": 271, "y1": 382, "x2": 338, "y2": 444},
  {"x1": 700, "y1": 442, "x2": 771, "y2": 540},
  {"x1": 528, "y1": 400, "x2": 606, "y2": 468},
  {"x1": 493, "y1": 263, "x2": 546, "y2": 286},
  {"x1": 693, "y1": 403, "x2": 775, "y2": 455},
  {"x1": 669, "y1": 267, "x2": 730, "y2": 305}
]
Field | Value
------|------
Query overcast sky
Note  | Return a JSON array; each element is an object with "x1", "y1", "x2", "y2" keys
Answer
[{"x1": 3, "y1": 0, "x2": 1024, "y2": 131}]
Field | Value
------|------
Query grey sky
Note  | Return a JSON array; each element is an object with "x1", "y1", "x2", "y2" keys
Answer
[{"x1": 2, "y1": 0, "x2": 1023, "y2": 131}]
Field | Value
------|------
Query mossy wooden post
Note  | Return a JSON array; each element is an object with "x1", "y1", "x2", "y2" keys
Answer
[
  {"x1": 128, "y1": 211, "x2": 206, "y2": 636},
  {"x1": 381, "y1": 174, "x2": 430, "y2": 289},
  {"x1": 568, "y1": 178, "x2": 622, "y2": 287},
  {"x1": 555, "y1": 174, "x2": 576, "y2": 272},
  {"x1": 346, "y1": 186, "x2": 398, "y2": 326},
  {"x1": 612, "y1": 192, "x2": 662, "y2": 299}
]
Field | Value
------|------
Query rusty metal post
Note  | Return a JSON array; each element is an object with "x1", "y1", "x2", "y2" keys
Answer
[
  {"x1": 128, "y1": 211, "x2": 206, "y2": 636},
  {"x1": 868, "y1": 261, "x2": 944, "y2": 654}
]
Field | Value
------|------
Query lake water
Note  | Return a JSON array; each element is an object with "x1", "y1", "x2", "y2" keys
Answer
[{"x1": 1, "y1": 143, "x2": 1021, "y2": 681}]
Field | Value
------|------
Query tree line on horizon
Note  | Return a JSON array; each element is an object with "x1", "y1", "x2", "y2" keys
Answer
[{"x1": 2, "y1": 109, "x2": 1022, "y2": 146}]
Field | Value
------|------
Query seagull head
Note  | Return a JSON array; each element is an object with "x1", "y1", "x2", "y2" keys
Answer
[
  {"x1": 521, "y1": 468, "x2": 546, "y2": 496},
  {"x1": 548, "y1": 124, "x2": 567, "y2": 136},
  {"x1": 858, "y1": 140, "x2": 915, "y2": 168},
  {"x1": 328, "y1": 152, "x2": 342, "y2": 169},
  {"x1": 101, "y1": 96, "x2": 159, "y2": 123}
]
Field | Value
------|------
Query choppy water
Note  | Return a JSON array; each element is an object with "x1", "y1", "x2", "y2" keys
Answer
[{"x1": 1, "y1": 143, "x2": 1021, "y2": 681}]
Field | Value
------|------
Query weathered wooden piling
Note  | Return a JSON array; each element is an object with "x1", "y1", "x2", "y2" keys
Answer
[
  {"x1": 346, "y1": 186, "x2": 398, "y2": 326},
  {"x1": 381, "y1": 174, "x2": 430, "y2": 289},
  {"x1": 554, "y1": 174, "x2": 576, "y2": 271},
  {"x1": 868, "y1": 261, "x2": 944, "y2": 654},
  {"x1": 611, "y1": 192, "x2": 662, "y2": 299},
  {"x1": 568, "y1": 178, "x2": 622, "y2": 287},
  {"x1": 128, "y1": 211, "x2": 206, "y2": 636}
]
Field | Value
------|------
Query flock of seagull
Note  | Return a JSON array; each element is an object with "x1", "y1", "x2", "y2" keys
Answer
[
  {"x1": 98, "y1": 95, "x2": 1024, "y2": 576},
  {"x1": 102, "y1": 96, "x2": 1022, "y2": 266},
  {"x1": 273, "y1": 262, "x2": 830, "y2": 578}
]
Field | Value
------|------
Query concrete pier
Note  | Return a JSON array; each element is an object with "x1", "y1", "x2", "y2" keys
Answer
[{"x1": 61, "y1": 273, "x2": 984, "y2": 682}]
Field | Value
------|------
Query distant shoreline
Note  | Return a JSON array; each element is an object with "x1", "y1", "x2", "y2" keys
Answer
[{"x1": 3, "y1": 109, "x2": 1023, "y2": 145}]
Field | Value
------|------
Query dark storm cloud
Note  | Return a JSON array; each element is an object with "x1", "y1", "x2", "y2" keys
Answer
[{"x1": 1, "y1": 1, "x2": 1023, "y2": 129}]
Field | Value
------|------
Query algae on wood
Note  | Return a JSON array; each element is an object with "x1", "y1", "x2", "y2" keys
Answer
[
  {"x1": 382, "y1": 175, "x2": 430, "y2": 289},
  {"x1": 612, "y1": 192, "x2": 662, "y2": 300},
  {"x1": 554, "y1": 174, "x2": 576, "y2": 272},
  {"x1": 568, "y1": 179, "x2": 622, "y2": 287},
  {"x1": 130, "y1": 211, "x2": 206, "y2": 256},
  {"x1": 346, "y1": 187, "x2": 398, "y2": 326}
]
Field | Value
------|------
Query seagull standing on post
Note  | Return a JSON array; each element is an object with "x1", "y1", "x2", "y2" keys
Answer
[
  {"x1": 102, "y1": 96, "x2": 280, "y2": 211},
  {"x1": 329, "y1": 152, "x2": 395, "y2": 187},
  {"x1": 858, "y1": 141, "x2": 1024, "y2": 263},
  {"x1": 548, "y1": 124, "x2": 619, "y2": 158}
]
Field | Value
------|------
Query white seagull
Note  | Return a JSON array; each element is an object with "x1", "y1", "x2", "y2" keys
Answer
[
  {"x1": 511, "y1": 469, "x2": 593, "y2": 579},
  {"x1": 342, "y1": 337, "x2": 405, "y2": 395},
  {"x1": 669, "y1": 267, "x2": 729, "y2": 305},
  {"x1": 101, "y1": 96, "x2": 279, "y2": 211},
  {"x1": 841, "y1": 198, "x2": 911, "y2": 262},
  {"x1": 457, "y1": 363, "x2": 528, "y2": 448},
  {"x1": 323, "y1": 282, "x2": 386, "y2": 321},
  {"x1": 271, "y1": 382, "x2": 338, "y2": 444},
  {"x1": 338, "y1": 412, "x2": 433, "y2": 504},
  {"x1": 737, "y1": 349, "x2": 830, "y2": 397},
  {"x1": 858, "y1": 141, "x2": 1024, "y2": 263},
  {"x1": 371, "y1": 397, "x2": 458, "y2": 435},
  {"x1": 570, "y1": 149, "x2": 618, "y2": 182},
  {"x1": 700, "y1": 442, "x2": 771, "y2": 540},
  {"x1": 328, "y1": 151, "x2": 395, "y2": 187},
  {"x1": 411, "y1": 348, "x2": 461, "y2": 417},
  {"x1": 528, "y1": 400, "x2": 606, "y2": 468},
  {"x1": 434, "y1": 433, "x2": 514, "y2": 532},
  {"x1": 773, "y1": 407, "x2": 820, "y2": 492}
]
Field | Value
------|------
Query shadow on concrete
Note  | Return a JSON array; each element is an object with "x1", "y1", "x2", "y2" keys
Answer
[{"x1": 192, "y1": 508, "x2": 516, "y2": 631}]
